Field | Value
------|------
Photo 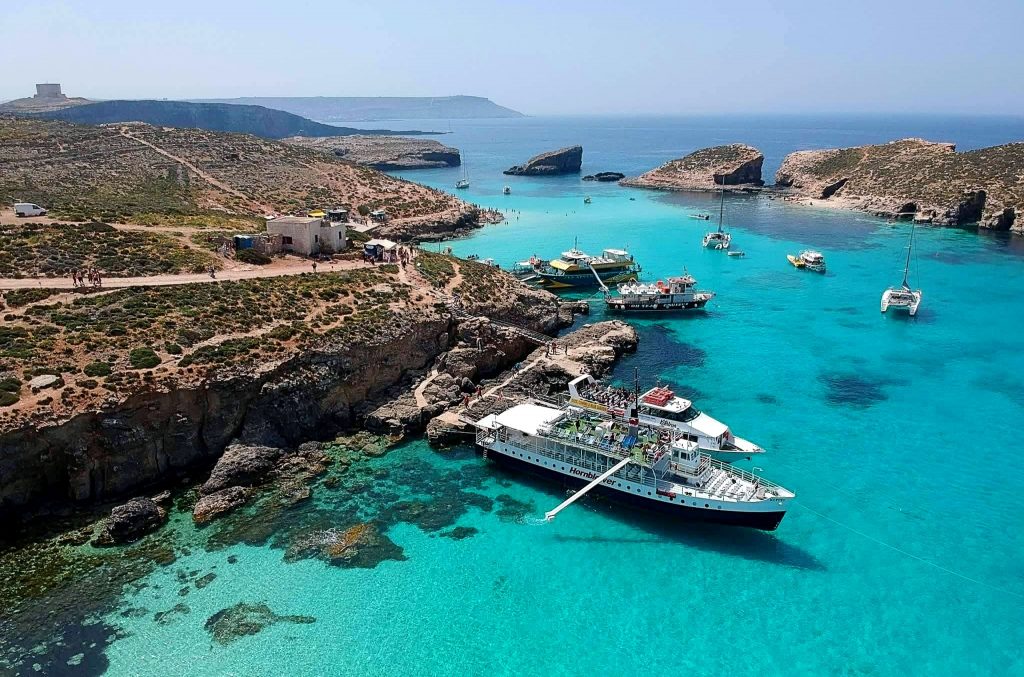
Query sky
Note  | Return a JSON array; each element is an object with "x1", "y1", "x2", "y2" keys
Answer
[{"x1": 4, "y1": 0, "x2": 1024, "y2": 115}]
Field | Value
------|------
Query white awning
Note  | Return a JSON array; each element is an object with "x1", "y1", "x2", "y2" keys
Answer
[
  {"x1": 691, "y1": 412, "x2": 728, "y2": 438},
  {"x1": 480, "y1": 403, "x2": 564, "y2": 435}
]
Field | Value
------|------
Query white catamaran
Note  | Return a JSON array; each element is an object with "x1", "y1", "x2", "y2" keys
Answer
[
  {"x1": 702, "y1": 187, "x2": 731, "y2": 250},
  {"x1": 473, "y1": 401, "x2": 792, "y2": 530},
  {"x1": 881, "y1": 225, "x2": 923, "y2": 316}
]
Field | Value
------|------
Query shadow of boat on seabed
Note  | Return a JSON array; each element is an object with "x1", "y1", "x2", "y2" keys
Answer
[{"x1": 493, "y1": 464, "x2": 825, "y2": 572}]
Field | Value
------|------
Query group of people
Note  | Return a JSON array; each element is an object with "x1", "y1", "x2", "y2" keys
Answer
[
  {"x1": 364, "y1": 245, "x2": 414, "y2": 267},
  {"x1": 70, "y1": 267, "x2": 102, "y2": 288}
]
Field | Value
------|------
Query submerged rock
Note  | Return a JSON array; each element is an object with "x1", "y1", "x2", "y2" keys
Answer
[
  {"x1": 285, "y1": 522, "x2": 407, "y2": 569},
  {"x1": 504, "y1": 145, "x2": 583, "y2": 176},
  {"x1": 204, "y1": 602, "x2": 315, "y2": 645},
  {"x1": 193, "y1": 486, "x2": 250, "y2": 524},
  {"x1": 92, "y1": 497, "x2": 167, "y2": 546}
]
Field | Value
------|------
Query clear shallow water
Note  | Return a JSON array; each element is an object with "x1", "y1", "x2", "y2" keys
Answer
[{"x1": 35, "y1": 117, "x2": 1024, "y2": 675}]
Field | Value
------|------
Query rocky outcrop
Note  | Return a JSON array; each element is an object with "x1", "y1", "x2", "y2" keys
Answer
[
  {"x1": 193, "y1": 487, "x2": 250, "y2": 524},
  {"x1": 774, "y1": 139, "x2": 1024, "y2": 232},
  {"x1": 583, "y1": 172, "x2": 625, "y2": 182},
  {"x1": 204, "y1": 603, "x2": 315, "y2": 645},
  {"x1": 504, "y1": 145, "x2": 583, "y2": 176},
  {"x1": 284, "y1": 135, "x2": 461, "y2": 170},
  {"x1": 622, "y1": 144, "x2": 764, "y2": 192},
  {"x1": 92, "y1": 497, "x2": 167, "y2": 545},
  {"x1": 200, "y1": 443, "x2": 283, "y2": 495}
]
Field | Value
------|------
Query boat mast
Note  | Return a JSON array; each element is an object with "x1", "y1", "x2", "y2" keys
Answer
[
  {"x1": 902, "y1": 225, "x2": 915, "y2": 289},
  {"x1": 717, "y1": 184, "x2": 725, "y2": 233}
]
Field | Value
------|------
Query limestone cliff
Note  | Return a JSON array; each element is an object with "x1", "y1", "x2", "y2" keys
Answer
[
  {"x1": 774, "y1": 138, "x2": 1024, "y2": 231},
  {"x1": 504, "y1": 146, "x2": 583, "y2": 176},
  {"x1": 621, "y1": 144, "x2": 764, "y2": 191},
  {"x1": 284, "y1": 135, "x2": 461, "y2": 170}
]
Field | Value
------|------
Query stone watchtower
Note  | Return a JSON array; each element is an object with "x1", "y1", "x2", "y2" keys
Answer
[{"x1": 34, "y1": 83, "x2": 66, "y2": 99}]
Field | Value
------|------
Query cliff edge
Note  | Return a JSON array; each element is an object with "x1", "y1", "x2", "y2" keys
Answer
[
  {"x1": 775, "y1": 138, "x2": 1023, "y2": 231},
  {"x1": 285, "y1": 135, "x2": 461, "y2": 170},
  {"x1": 621, "y1": 144, "x2": 764, "y2": 191}
]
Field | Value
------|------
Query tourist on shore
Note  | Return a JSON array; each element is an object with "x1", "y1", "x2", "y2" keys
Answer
[
  {"x1": 312, "y1": 260, "x2": 318, "y2": 273},
  {"x1": 70, "y1": 269, "x2": 78, "y2": 288}
]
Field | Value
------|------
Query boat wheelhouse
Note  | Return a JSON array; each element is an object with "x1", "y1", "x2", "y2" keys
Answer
[
  {"x1": 566, "y1": 375, "x2": 763, "y2": 462},
  {"x1": 474, "y1": 402, "x2": 792, "y2": 530},
  {"x1": 604, "y1": 273, "x2": 714, "y2": 312}
]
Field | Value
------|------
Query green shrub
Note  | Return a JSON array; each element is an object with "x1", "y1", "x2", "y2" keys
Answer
[
  {"x1": 80, "y1": 379, "x2": 99, "y2": 389},
  {"x1": 0, "y1": 377, "x2": 21, "y2": 393},
  {"x1": 266, "y1": 325, "x2": 296, "y2": 341},
  {"x1": 236, "y1": 249, "x2": 272, "y2": 265},
  {"x1": 357, "y1": 204, "x2": 371, "y2": 216},
  {"x1": 0, "y1": 391, "x2": 19, "y2": 407},
  {"x1": 128, "y1": 347, "x2": 160, "y2": 369},
  {"x1": 3, "y1": 289, "x2": 57, "y2": 308},
  {"x1": 165, "y1": 342, "x2": 183, "y2": 355},
  {"x1": 83, "y1": 361, "x2": 113, "y2": 377}
]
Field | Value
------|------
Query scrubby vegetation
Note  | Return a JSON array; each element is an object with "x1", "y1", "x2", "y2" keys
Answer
[
  {"x1": 236, "y1": 249, "x2": 272, "y2": 265},
  {"x1": 2, "y1": 288, "x2": 58, "y2": 308},
  {"x1": 0, "y1": 222, "x2": 218, "y2": 277},
  {"x1": 416, "y1": 252, "x2": 455, "y2": 288}
]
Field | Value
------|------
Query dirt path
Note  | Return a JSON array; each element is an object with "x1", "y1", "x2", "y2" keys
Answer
[
  {"x1": 119, "y1": 128, "x2": 271, "y2": 213},
  {"x1": 413, "y1": 367, "x2": 441, "y2": 408},
  {"x1": 0, "y1": 258, "x2": 367, "y2": 290}
]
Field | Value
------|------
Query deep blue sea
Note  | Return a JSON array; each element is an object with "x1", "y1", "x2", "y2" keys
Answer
[{"x1": 23, "y1": 116, "x2": 1024, "y2": 676}]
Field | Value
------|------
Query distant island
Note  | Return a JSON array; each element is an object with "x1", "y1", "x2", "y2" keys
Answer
[
  {"x1": 189, "y1": 95, "x2": 525, "y2": 122},
  {"x1": 621, "y1": 144, "x2": 764, "y2": 191},
  {"x1": 285, "y1": 135, "x2": 461, "y2": 170},
  {"x1": 505, "y1": 146, "x2": 583, "y2": 176},
  {"x1": 29, "y1": 100, "x2": 435, "y2": 140}
]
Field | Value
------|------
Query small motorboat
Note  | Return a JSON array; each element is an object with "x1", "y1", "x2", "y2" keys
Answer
[
  {"x1": 689, "y1": 213, "x2": 712, "y2": 220},
  {"x1": 466, "y1": 254, "x2": 480, "y2": 261},
  {"x1": 503, "y1": 186, "x2": 511, "y2": 195},
  {"x1": 727, "y1": 251, "x2": 745, "y2": 257},
  {"x1": 788, "y1": 250, "x2": 826, "y2": 272},
  {"x1": 584, "y1": 196, "x2": 592, "y2": 204}
]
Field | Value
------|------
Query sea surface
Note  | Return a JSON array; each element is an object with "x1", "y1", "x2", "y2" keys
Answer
[{"x1": 6, "y1": 116, "x2": 1024, "y2": 676}]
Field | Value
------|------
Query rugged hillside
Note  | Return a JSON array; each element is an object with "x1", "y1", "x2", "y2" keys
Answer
[
  {"x1": 775, "y1": 138, "x2": 1023, "y2": 231},
  {"x1": 0, "y1": 116, "x2": 466, "y2": 228},
  {"x1": 504, "y1": 146, "x2": 583, "y2": 176},
  {"x1": 0, "y1": 254, "x2": 565, "y2": 519},
  {"x1": 31, "y1": 100, "x2": 432, "y2": 140},
  {"x1": 285, "y1": 135, "x2": 461, "y2": 169},
  {"x1": 621, "y1": 144, "x2": 764, "y2": 191},
  {"x1": 192, "y1": 95, "x2": 525, "y2": 122}
]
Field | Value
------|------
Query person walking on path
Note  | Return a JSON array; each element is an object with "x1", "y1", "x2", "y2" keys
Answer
[{"x1": 312, "y1": 260, "x2": 318, "y2": 273}]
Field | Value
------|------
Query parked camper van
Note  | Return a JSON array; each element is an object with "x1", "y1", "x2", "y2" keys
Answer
[{"x1": 14, "y1": 202, "x2": 47, "y2": 217}]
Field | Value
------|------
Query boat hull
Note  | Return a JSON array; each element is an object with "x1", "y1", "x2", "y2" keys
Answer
[
  {"x1": 536, "y1": 269, "x2": 638, "y2": 289},
  {"x1": 480, "y1": 445, "x2": 787, "y2": 531},
  {"x1": 606, "y1": 298, "x2": 710, "y2": 312}
]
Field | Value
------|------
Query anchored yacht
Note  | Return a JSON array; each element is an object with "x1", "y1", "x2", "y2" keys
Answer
[
  {"x1": 881, "y1": 225, "x2": 922, "y2": 316},
  {"x1": 567, "y1": 375, "x2": 763, "y2": 462},
  {"x1": 702, "y1": 187, "x2": 731, "y2": 250},
  {"x1": 474, "y1": 401, "x2": 792, "y2": 530}
]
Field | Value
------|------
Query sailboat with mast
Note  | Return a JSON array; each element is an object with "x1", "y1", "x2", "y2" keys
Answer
[
  {"x1": 455, "y1": 152, "x2": 470, "y2": 189},
  {"x1": 701, "y1": 186, "x2": 731, "y2": 250},
  {"x1": 881, "y1": 225, "x2": 923, "y2": 316}
]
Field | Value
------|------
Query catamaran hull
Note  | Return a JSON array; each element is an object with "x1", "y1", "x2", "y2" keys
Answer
[{"x1": 480, "y1": 444, "x2": 788, "y2": 531}]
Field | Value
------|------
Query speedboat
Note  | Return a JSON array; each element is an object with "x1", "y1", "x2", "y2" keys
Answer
[
  {"x1": 584, "y1": 196, "x2": 592, "y2": 204},
  {"x1": 503, "y1": 186, "x2": 511, "y2": 195},
  {"x1": 727, "y1": 250, "x2": 745, "y2": 257},
  {"x1": 787, "y1": 250, "x2": 826, "y2": 272}
]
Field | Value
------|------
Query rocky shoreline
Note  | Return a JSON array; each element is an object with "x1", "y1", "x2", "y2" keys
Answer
[
  {"x1": 505, "y1": 145, "x2": 583, "y2": 176},
  {"x1": 284, "y1": 135, "x2": 461, "y2": 170},
  {"x1": 621, "y1": 144, "x2": 764, "y2": 192}
]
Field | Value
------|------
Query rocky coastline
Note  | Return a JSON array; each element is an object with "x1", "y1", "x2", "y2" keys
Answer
[
  {"x1": 774, "y1": 138, "x2": 1022, "y2": 231},
  {"x1": 284, "y1": 135, "x2": 462, "y2": 170},
  {"x1": 621, "y1": 144, "x2": 764, "y2": 192}
]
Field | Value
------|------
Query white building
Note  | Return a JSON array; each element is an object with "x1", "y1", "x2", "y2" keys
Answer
[{"x1": 265, "y1": 216, "x2": 347, "y2": 256}]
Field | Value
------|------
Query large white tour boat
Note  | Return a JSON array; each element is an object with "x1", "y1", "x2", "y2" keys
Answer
[
  {"x1": 601, "y1": 272, "x2": 715, "y2": 313},
  {"x1": 567, "y1": 375, "x2": 764, "y2": 462},
  {"x1": 473, "y1": 402, "x2": 792, "y2": 530}
]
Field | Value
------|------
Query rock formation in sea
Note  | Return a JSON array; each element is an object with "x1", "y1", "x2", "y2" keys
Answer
[
  {"x1": 284, "y1": 135, "x2": 461, "y2": 170},
  {"x1": 774, "y1": 138, "x2": 1023, "y2": 232},
  {"x1": 92, "y1": 497, "x2": 167, "y2": 545},
  {"x1": 621, "y1": 144, "x2": 764, "y2": 191},
  {"x1": 504, "y1": 145, "x2": 583, "y2": 176},
  {"x1": 583, "y1": 172, "x2": 625, "y2": 182}
]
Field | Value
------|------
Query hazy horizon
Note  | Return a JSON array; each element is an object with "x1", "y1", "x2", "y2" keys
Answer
[{"x1": 6, "y1": 0, "x2": 1024, "y2": 116}]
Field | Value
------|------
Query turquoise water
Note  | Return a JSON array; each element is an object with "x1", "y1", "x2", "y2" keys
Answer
[{"x1": 16, "y1": 117, "x2": 1024, "y2": 676}]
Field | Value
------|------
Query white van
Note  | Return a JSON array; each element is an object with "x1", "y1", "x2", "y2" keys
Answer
[{"x1": 14, "y1": 202, "x2": 47, "y2": 217}]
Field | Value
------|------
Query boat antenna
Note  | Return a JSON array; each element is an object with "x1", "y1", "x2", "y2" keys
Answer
[{"x1": 634, "y1": 367, "x2": 640, "y2": 402}]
